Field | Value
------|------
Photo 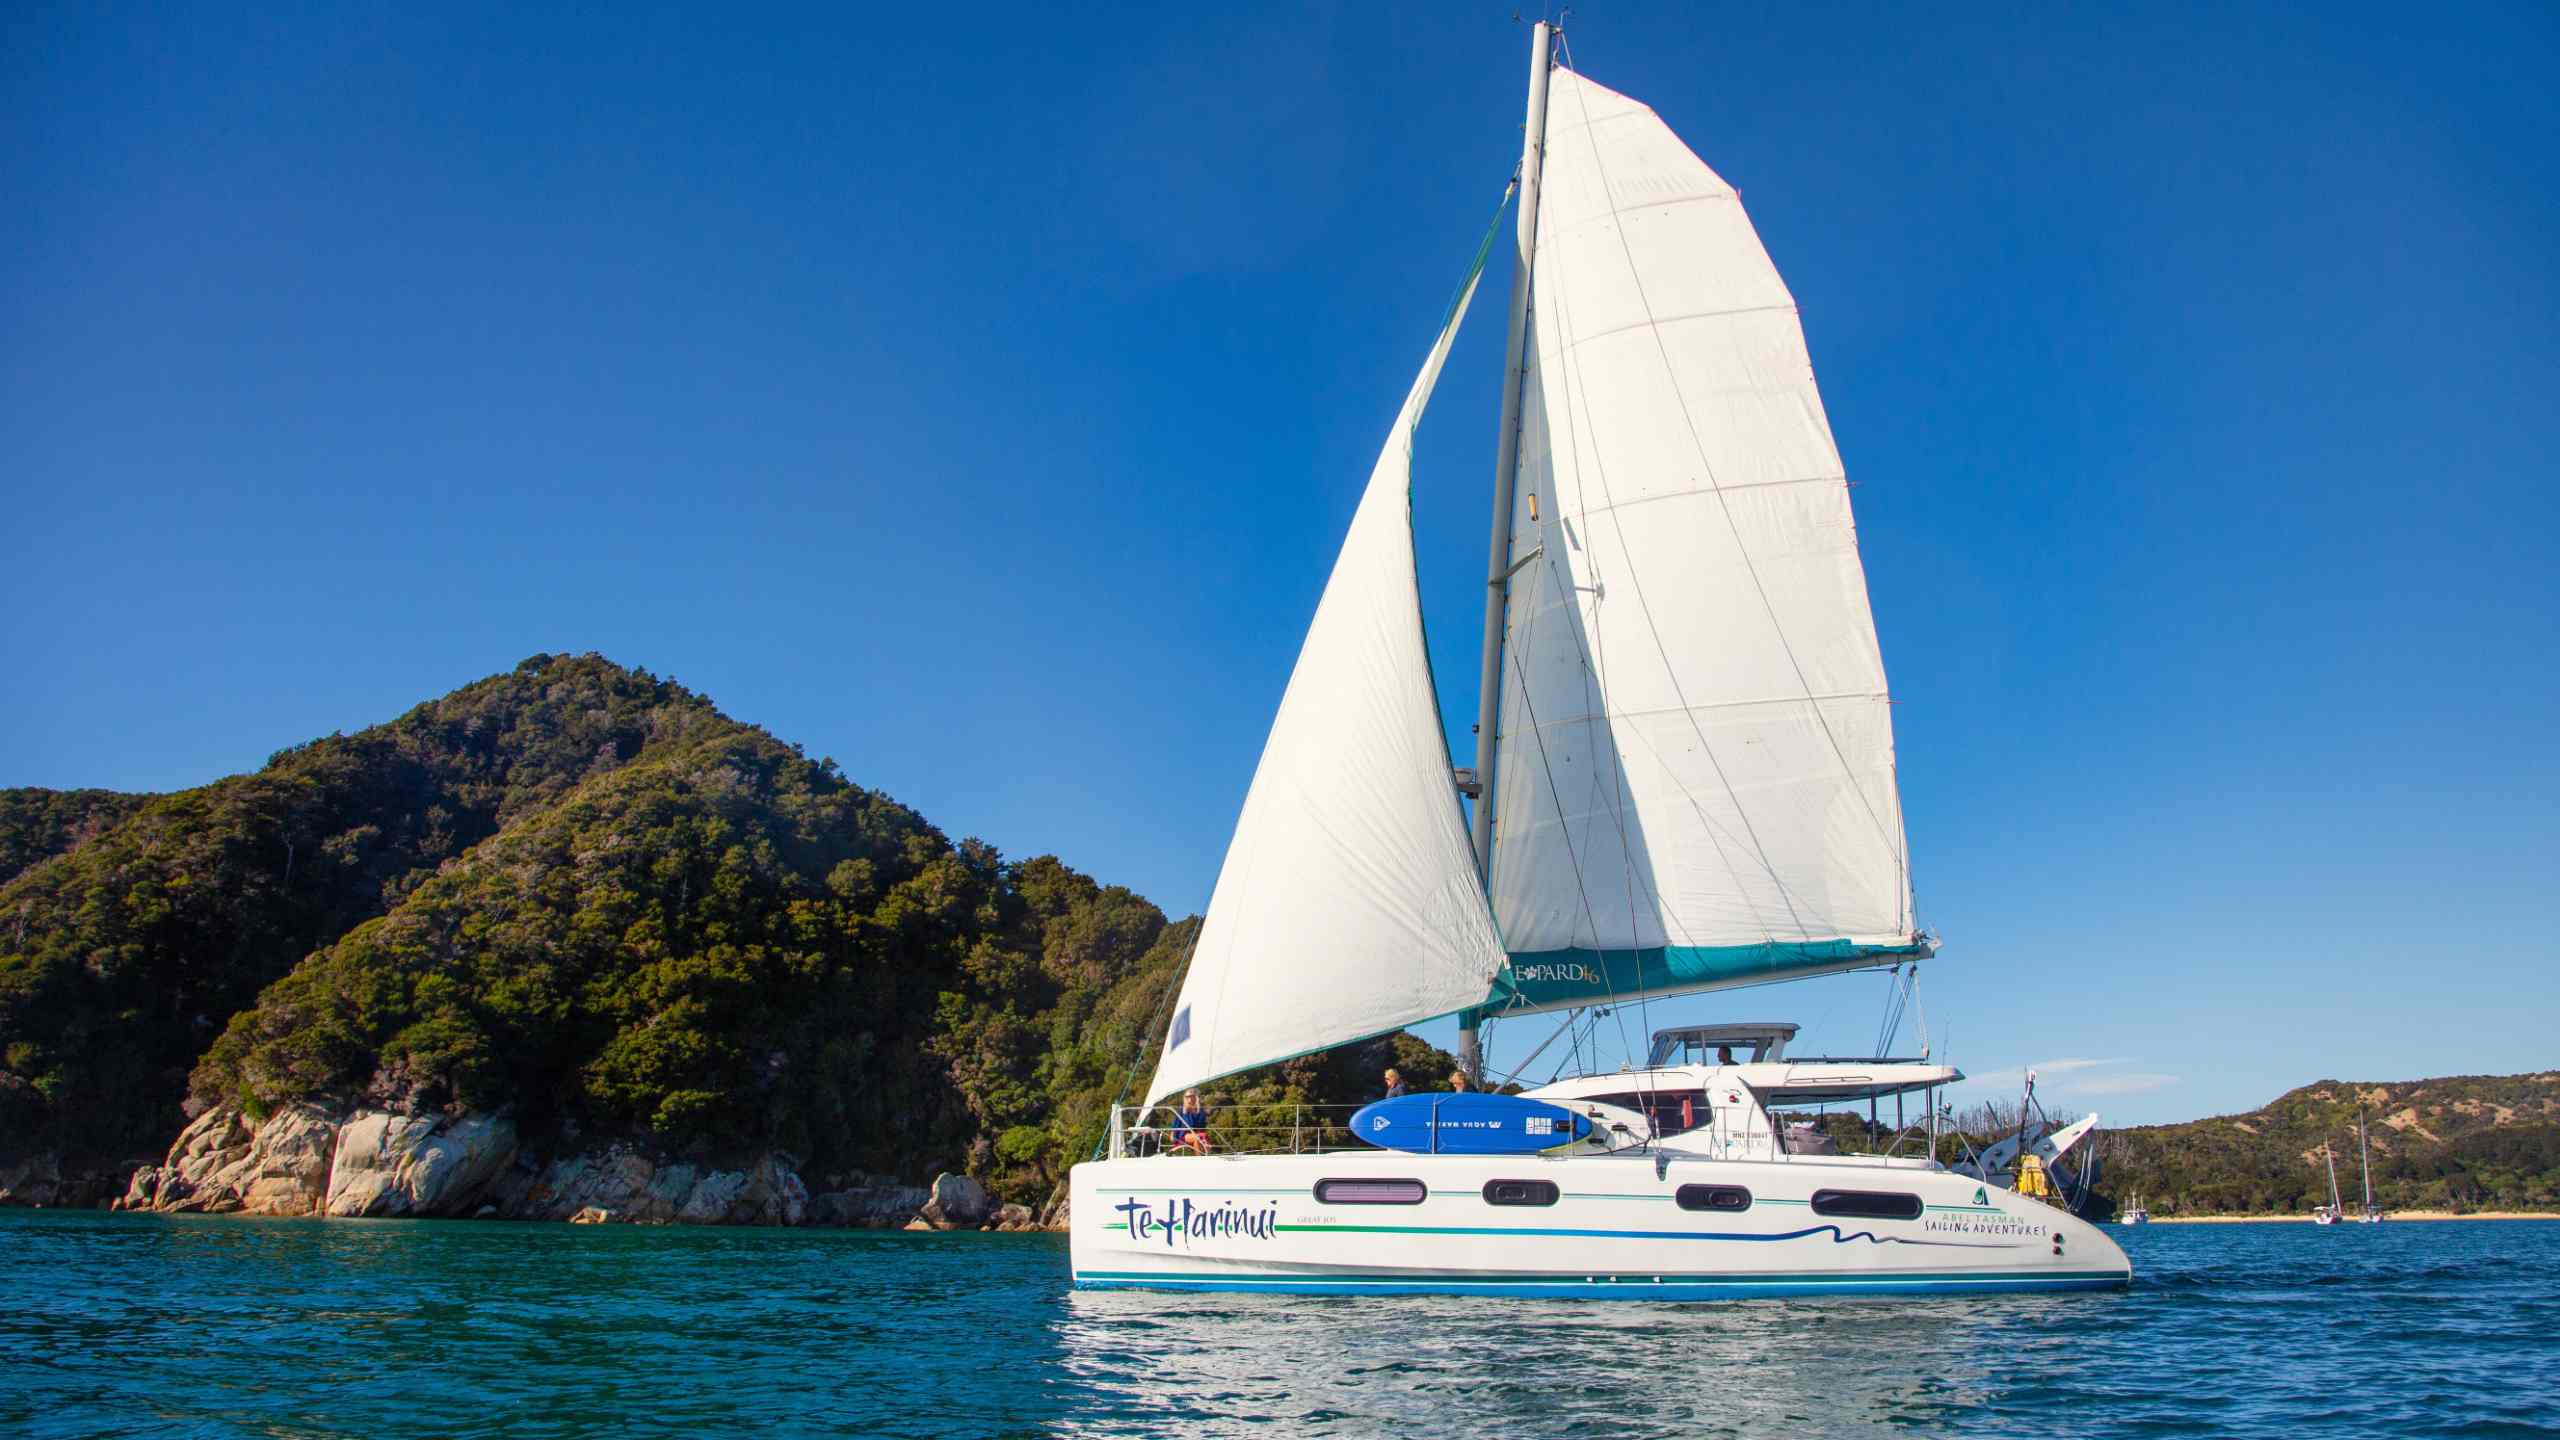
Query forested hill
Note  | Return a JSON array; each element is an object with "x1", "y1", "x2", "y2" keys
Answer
[
  {"x1": 0, "y1": 788, "x2": 152, "y2": 888},
  {"x1": 2100, "y1": 1073, "x2": 2560, "y2": 1216},
  {"x1": 0, "y1": 654, "x2": 1445, "y2": 1209},
  {"x1": 0, "y1": 655, "x2": 734, "y2": 1168}
]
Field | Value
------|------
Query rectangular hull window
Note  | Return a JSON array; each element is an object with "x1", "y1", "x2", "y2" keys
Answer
[
  {"x1": 1483, "y1": 1179, "x2": 1560, "y2": 1207},
  {"x1": 1809, "y1": 1189, "x2": 1923, "y2": 1221},
  {"x1": 1315, "y1": 1179, "x2": 1427, "y2": 1205},
  {"x1": 1675, "y1": 1184, "x2": 1752, "y2": 1212}
]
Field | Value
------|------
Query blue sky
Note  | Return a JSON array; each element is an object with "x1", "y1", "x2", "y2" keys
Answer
[{"x1": 6, "y1": 2, "x2": 2553, "y2": 1125}]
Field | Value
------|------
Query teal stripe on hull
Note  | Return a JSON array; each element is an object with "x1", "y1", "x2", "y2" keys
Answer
[
  {"x1": 1076, "y1": 1269, "x2": 2131, "y2": 1301},
  {"x1": 1503, "y1": 938, "x2": 1934, "y2": 1011}
]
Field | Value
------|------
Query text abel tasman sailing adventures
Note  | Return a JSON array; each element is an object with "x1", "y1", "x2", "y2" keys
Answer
[{"x1": 1069, "y1": 24, "x2": 2133, "y2": 1300}]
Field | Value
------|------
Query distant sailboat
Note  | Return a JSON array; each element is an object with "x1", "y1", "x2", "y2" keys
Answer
[
  {"x1": 2312, "y1": 1143, "x2": 2344, "y2": 1225},
  {"x1": 1066, "y1": 21, "x2": 2131, "y2": 1300},
  {"x1": 2354, "y1": 1107, "x2": 2385, "y2": 1223},
  {"x1": 2120, "y1": 1193, "x2": 2151, "y2": 1225}
]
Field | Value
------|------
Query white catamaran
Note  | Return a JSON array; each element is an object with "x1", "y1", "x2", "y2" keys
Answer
[{"x1": 1068, "y1": 24, "x2": 2131, "y2": 1300}]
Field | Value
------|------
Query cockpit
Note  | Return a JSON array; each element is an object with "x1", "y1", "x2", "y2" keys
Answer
[{"x1": 1646, "y1": 1022, "x2": 1798, "y2": 1068}]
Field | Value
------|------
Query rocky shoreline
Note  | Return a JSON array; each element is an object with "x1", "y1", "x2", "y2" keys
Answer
[{"x1": 4, "y1": 1105, "x2": 1064, "y2": 1233}]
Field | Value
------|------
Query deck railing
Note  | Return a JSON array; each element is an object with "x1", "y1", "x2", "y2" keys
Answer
[{"x1": 1106, "y1": 1102, "x2": 1377, "y2": 1159}]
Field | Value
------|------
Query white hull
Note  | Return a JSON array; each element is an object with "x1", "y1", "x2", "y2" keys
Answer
[{"x1": 1069, "y1": 1150, "x2": 2130, "y2": 1300}]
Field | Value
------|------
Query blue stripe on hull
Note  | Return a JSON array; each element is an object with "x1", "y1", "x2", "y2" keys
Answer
[{"x1": 1075, "y1": 1269, "x2": 2132, "y2": 1300}]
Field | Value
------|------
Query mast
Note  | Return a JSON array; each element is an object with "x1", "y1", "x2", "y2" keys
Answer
[
  {"x1": 2324, "y1": 1143, "x2": 2343, "y2": 1216},
  {"x1": 1460, "y1": 19, "x2": 1556, "y2": 1083}
]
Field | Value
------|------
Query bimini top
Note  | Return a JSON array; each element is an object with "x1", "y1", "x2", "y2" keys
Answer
[{"x1": 1647, "y1": 1023, "x2": 1799, "y2": 1067}]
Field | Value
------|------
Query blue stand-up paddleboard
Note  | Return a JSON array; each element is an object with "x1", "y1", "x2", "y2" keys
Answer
[{"x1": 1349, "y1": 1093, "x2": 1593, "y2": 1155}]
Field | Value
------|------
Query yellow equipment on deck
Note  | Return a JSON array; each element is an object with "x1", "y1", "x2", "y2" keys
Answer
[{"x1": 2015, "y1": 1153, "x2": 2055, "y2": 1199}]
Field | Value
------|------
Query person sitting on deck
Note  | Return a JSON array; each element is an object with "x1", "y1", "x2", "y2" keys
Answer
[
  {"x1": 1381, "y1": 1068, "x2": 1407, "y2": 1099},
  {"x1": 1171, "y1": 1089, "x2": 1212, "y2": 1154},
  {"x1": 1448, "y1": 1072, "x2": 1472, "y2": 1093},
  {"x1": 1715, "y1": 1046, "x2": 1737, "y2": 1067}
]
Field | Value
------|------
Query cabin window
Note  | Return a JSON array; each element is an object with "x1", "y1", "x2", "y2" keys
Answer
[
  {"x1": 1315, "y1": 1179, "x2": 1426, "y2": 1205},
  {"x1": 1592, "y1": 1090, "x2": 1710, "y2": 1137},
  {"x1": 1809, "y1": 1189, "x2": 1923, "y2": 1221},
  {"x1": 1675, "y1": 1184, "x2": 1751, "y2": 1212},
  {"x1": 1482, "y1": 1179, "x2": 1560, "y2": 1207}
]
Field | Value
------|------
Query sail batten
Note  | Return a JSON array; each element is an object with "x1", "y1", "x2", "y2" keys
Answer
[
  {"x1": 1484, "y1": 66, "x2": 1919, "y2": 1012},
  {"x1": 1144, "y1": 276, "x2": 1507, "y2": 1107}
]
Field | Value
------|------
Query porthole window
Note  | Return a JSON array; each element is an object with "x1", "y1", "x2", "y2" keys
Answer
[
  {"x1": 1314, "y1": 1178, "x2": 1427, "y2": 1205},
  {"x1": 1675, "y1": 1184, "x2": 1752, "y2": 1212},
  {"x1": 1809, "y1": 1189, "x2": 1922, "y2": 1221},
  {"x1": 1483, "y1": 1179, "x2": 1560, "y2": 1207}
]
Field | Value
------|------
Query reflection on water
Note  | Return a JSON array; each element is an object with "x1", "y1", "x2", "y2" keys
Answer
[
  {"x1": 1044, "y1": 1223, "x2": 2560, "y2": 1439},
  {"x1": 4, "y1": 1214, "x2": 2555, "y2": 1439},
  {"x1": 1051, "y1": 1289, "x2": 2026, "y2": 1437}
]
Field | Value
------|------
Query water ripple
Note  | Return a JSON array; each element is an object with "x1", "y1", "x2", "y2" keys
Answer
[{"x1": 2, "y1": 1214, "x2": 2554, "y2": 1437}]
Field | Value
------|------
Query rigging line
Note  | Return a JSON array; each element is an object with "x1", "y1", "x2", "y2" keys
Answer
[
  {"x1": 1094, "y1": 928, "x2": 1198, "y2": 1159},
  {"x1": 1430, "y1": 174, "x2": 1528, "y2": 1011},
  {"x1": 1192, "y1": 768, "x2": 1269, "y2": 1101},
  {"x1": 1536, "y1": 197, "x2": 1814, "y2": 953},
  {"x1": 1532, "y1": 95, "x2": 1811, "y2": 949},
  {"x1": 1407, "y1": 178, "x2": 1526, "y2": 958},
  {"x1": 1554, "y1": 59, "x2": 1908, "y2": 910},
  {"x1": 1507, "y1": 328, "x2": 1625, "y2": 954},
  {"x1": 1499, "y1": 575, "x2": 1616, "y2": 953},
  {"x1": 1489, "y1": 239, "x2": 1636, "y2": 1088},
  {"x1": 1875, "y1": 965, "x2": 1910, "y2": 1058},
  {"x1": 1542, "y1": 280, "x2": 1671, "y2": 1073},
  {"x1": 1533, "y1": 307, "x2": 1647, "y2": 964},
  {"x1": 1517, "y1": 528, "x2": 1700, "y2": 962},
  {"x1": 1431, "y1": 176, "x2": 1522, "y2": 339},
  {"x1": 1513, "y1": 307, "x2": 1727, "y2": 963},
  {"x1": 1524, "y1": 333, "x2": 1680, "y2": 963},
  {"x1": 1560, "y1": 531, "x2": 1654, "y2": 1081},
  {"x1": 1495, "y1": 547, "x2": 1640, "y2": 1075},
  {"x1": 1555, "y1": 1006, "x2": 1608, "y2": 1086},
  {"x1": 1569, "y1": 481, "x2": 1664, "y2": 1078},
  {"x1": 1485, "y1": 1006, "x2": 1581, "y2": 1089},
  {"x1": 1501, "y1": 545, "x2": 1642, "y2": 1083},
  {"x1": 1507, "y1": 632, "x2": 1820, "y2": 940}
]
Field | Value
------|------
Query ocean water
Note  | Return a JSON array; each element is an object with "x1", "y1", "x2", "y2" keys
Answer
[{"x1": 2, "y1": 1212, "x2": 2554, "y2": 1438}]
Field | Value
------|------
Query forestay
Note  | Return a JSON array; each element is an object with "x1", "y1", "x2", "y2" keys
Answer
[
  {"x1": 1487, "y1": 67, "x2": 1928, "y2": 1013},
  {"x1": 1146, "y1": 280, "x2": 1508, "y2": 1106}
]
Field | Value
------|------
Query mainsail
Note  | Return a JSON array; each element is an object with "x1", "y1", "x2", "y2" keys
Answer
[
  {"x1": 1486, "y1": 67, "x2": 1929, "y2": 1013},
  {"x1": 1145, "y1": 279, "x2": 1508, "y2": 1105}
]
